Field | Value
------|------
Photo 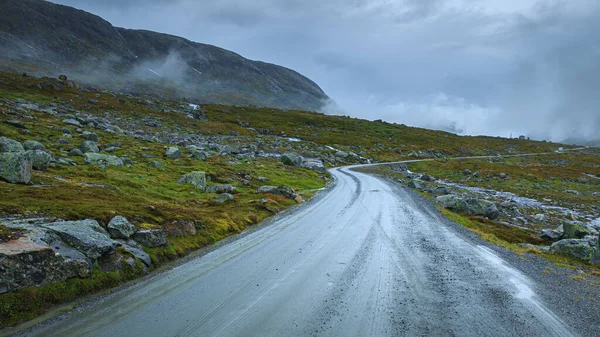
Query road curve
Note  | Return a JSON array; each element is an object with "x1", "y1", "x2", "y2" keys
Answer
[{"x1": 20, "y1": 166, "x2": 576, "y2": 337}]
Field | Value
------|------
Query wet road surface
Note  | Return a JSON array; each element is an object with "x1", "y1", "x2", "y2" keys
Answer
[{"x1": 23, "y1": 166, "x2": 576, "y2": 337}]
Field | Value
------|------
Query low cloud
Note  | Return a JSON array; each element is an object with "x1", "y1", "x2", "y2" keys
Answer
[{"x1": 51, "y1": 0, "x2": 600, "y2": 143}]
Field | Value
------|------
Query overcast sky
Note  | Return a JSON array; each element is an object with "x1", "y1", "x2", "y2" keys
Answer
[{"x1": 52, "y1": 0, "x2": 600, "y2": 142}]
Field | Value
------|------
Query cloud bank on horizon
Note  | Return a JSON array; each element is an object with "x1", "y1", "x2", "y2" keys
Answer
[{"x1": 52, "y1": 0, "x2": 600, "y2": 143}]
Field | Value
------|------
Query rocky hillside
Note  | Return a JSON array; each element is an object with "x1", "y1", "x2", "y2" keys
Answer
[{"x1": 0, "y1": 0, "x2": 328, "y2": 110}]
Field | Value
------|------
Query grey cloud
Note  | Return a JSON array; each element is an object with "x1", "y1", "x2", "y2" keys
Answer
[{"x1": 50, "y1": 0, "x2": 600, "y2": 143}]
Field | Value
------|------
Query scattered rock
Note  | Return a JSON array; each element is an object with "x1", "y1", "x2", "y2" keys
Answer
[
  {"x1": 5, "y1": 120, "x2": 27, "y2": 129},
  {"x1": 165, "y1": 147, "x2": 182, "y2": 159},
  {"x1": 0, "y1": 152, "x2": 32, "y2": 184},
  {"x1": 436, "y1": 195, "x2": 469, "y2": 214},
  {"x1": 23, "y1": 150, "x2": 52, "y2": 171},
  {"x1": 107, "y1": 216, "x2": 136, "y2": 239},
  {"x1": 550, "y1": 239, "x2": 593, "y2": 261},
  {"x1": 68, "y1": 148, "x2": 84, "y2": 157},
  {"x1": 23, "y1": 140, "x2": 45, "y2": 151},
  {"x1": 408, "y1": 179, "x2": 425, "y2": 190},
  {"x1": 132, "y1": 229, "x2": 168, "y2": 247},
  {"x1": 563, "y1": 222, "x2": 591, "y2": 239},
  {"x1": 41, "y1": 220, "x2": 117, "y2": 259},
  {"x1": 257, "y1": 185, "x2": 297, "y2": 199},
  {"x1": 281, "y1": 152, "x2": 302, "y2": 166},
  {"x1": 215, "y1": 193, "x2": 234, "y2": 203},
  {"x1": 79, "y1": 140, "x2": 99, "y2": 153},
  {"x1": 177, "y1": 171, "x2": 206, "y2": 190},
  {"x1": 0, "y1": 137, "x2": 24, "y2": 153},
  {"x1": 148, "y1": 160, "x2": 165, "y2": 169},
  {"x1": 420, "y1": 174, "x2": 433, "y2": 182},
  {"x1": 83, "y1": 153, "x2": 124, "y2": 167},
  {"x1": 82, "y1": 131, "x2": 99, "y2": 142},
  {"x1": 63, "y1": 119, "x2": 82, "y2": 127},
  {"x1": 206, "y1": 184, "x2": 236, "y2": 194},
  {"x1": 301, "y1": 158, "x2": 326, "y2": 173},
  {"x1": 464, "y1": 198, "x2": 500, "y2": 220}
]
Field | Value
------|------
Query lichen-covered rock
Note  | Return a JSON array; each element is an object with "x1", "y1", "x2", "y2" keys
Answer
[
  {"x1": 550, "y1": 239, "x2": 593, "y2": 261},
  {"x1": 257, "y1": 185, "x2": 297, "y2": 199},
  {"x1": 0, "y1": 238, "x2": 91, "y2": 294},
  {"x1": 436, "y1": 195, "x2": 469, "y2": 214},
  {"x1": 563, "y1": 222, "x2": 591, "y2": 239},
  {"x1": 163, "y1": 220, "x2": 197, "y2": 237},
  {"x1": 148, "y1": 160, "x2": 165, "y2": 168},
  {"x1": 335, "y1": 151, "x2": 349, "y2": 158},
  {"x1": 206, "y1": 184, "x2": 236, "y2": 194},
  {"x1": 117, "y1": 240, "x2": 152, "y2": 266},
  {"x1": 107, "y1": 216, "x2": 136, "y2": 239},
  {"x1": 97, "y1": 252, "x2": 125, "y2": 272},
  {"x1": 0, "y1": 152, "x2": 32, "y2": 184},
  {"x1": 41, "y1": 219, "x2": 117, "y2": 259},
  {"x1": 0, "y1": 137, "x2": 24, "y2": 153},
  {"x1": 189, "y1": 150, "x2": 207, "y2": 161},
  {"x1": 215, "y1": 193, "x2": 234, "y2": 203},
  {"x1": 23, "y1": 150, "x2": 52, "y2": 171},
  {"x1": 408, "y1": 179, "x2": 425, "y2": 190},
  {"x1": 82, "y1": 131, "x2": 99, "y2": 142},
  {"x1": 84, "y1": 153, "x2": 124, "y2": 167},
  {"x1": 165, "y1": 147, "x2": 182, "y2": 159},
  {"x1": 132, "y1": 229, "x2": 168, "y2": 247},
  {"x1": 79, "y1": 140, "x2": 99, "y2": 153},
  {"x1": 177, "y1": 171, "x2": 206, "y2": 190},
  {"x1": 281, "y1": 152, "x2": 302, "y2": 166},
  {"x1": 23, "y1": 140, "x2": 45, "y2": 151},
  {"x1": 464, "y1": 198, "x2": 499, "y2": 220},
  {"x1": 300, "y1": 158, "x2": 326, "y2": 173}
]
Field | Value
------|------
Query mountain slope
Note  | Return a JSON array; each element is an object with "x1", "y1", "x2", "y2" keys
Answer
[{"x1": 0, "y1": 0, "x2": 328, "y2": 110}]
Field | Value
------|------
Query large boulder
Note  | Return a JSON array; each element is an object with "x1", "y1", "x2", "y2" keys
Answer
[
  {"x1": 84, "y1": 153, "x2": 124, "y2": 167},
  {"x1": 0, "y1": 152, "x2": 32, "y2": 184},
  {"x1": 132, "y1": 229, "x2": 168, "y2": 247},
  {"x1": 0, "y1": 137, "x2": 24, "y2": 153},
  {"x1": 0, "y1": 238, "x2": 91, "y2": 294},
  {"x1": 177, "y1": 171, "x2": 206, "y2": 190},
  {"x1": 563, "y1": 222, "x2": 591, "y2": 239},
  {"x1": 41, "y1": 220, "x2": 117, "y2": 259},
  {"x1": 79, "y1": 140, "x2": 99, "y2": 153},
  {"x1": 23, "y1": 150, "x2": 52, "y2": 171},
  {"x1": 464, "y1": 198, "x2": 500, "y2": 220},
  {"x1": 206, "y1": 184, "x2": 236, "y2": 194},
  {"x1": 23, "y1": 140, "x2": 45, "y2": 151},
  {"x1": 165, "y1": 147, "x2": 182, "y2": 159},
  {"x1": 82, "y1": 131, "x2": 99, "y2": 142},
  {"x1": 257, "y1": 185, "x2": 297, "y2": 199},
  {"x1": 301, "y1": 158, "x2": 326, "y2": 173},
  {"x1": 107, "y1": 216, "x2": 136, "y2": 239},
  {"x1": 281, "y1": 152, "x2": 302, "y2": 166},
  {"x1": 436, "y1": 195, "x2": 469, "y2": 214},
  {"x1": 550, "y1": 239, "x2": 593, "y2": 261}
]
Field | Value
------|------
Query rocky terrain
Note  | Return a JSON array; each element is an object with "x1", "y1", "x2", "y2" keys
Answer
[
  {"x1": 0, "y1": 0, "x2": 328, "y2": 111},
  {"x1": 0, "y1": 70, "x2": 578, "y2": 329},
  {"x1": 366, "y1": 150, "x2": 600, "y2": 268}
]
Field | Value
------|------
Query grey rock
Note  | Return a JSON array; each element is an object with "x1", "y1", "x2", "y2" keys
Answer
[
  {"x1": 177, "y1": 171, "x2": 206, "y2": 190},
  {"x1": 23, "y1": 150, "x2": 52, "y2": 171},
  {"x1": 300, "y1": 158, "x2": 326, "y2": 173},
  {"x1": 107, "y1": 216, "x2": 136, "y2": 239},
  {"x1": 148, "y1": 160, "x2": 165, "y2": 169},
  {"x1": 408, "y1": 179, "x2": 425, "y2": 190},
  {"x1": 79, "y1": 140, "x2": 99, "y2": 153},
  {"x1": 563, "y1": 222, "x2": 591, "y2": 239},
  {"x1": 189, "y1": 150, "x2": 207, "y2": 161},
  {"x1": 83, "y1": 153, "x2": 124, "y2": 167},
  {"x1": 550, "y1": 239, "x2": 593, "y2": 261},
  {"x1": 23, "y1": 140, "x2": 45, "y2": 151},
  {"x1": 464, "y1": 198, "x2": 500, "y2": 220},
  {"x1": 281, "y1": 152, "x2": 302, "y2": 166},
  {"x1": 334, "y1": 151, "x2": 349, "y2": 158},
  {"x1": 499, "y1": 173, "x2": 508, "y2": 179},
  {"x1": 215, "y1": 193, "x2": 234, "y2": 203},
  {"x1": 420, "y1": 174, "x2": 433, "y2": 182},
  {"x1": 63, "y1": 119, "x2": 82, "y2": 127},
  {"x1": 82, "y1": 131, "x2": 99, "y2": 142},
  {"x1": 165, "y1": 147, "x2": 182, "y2": 159},
  {"x1": 5, "y1": 120, "x2": 27, "y2": 129},
  {"x1": 0, "y1": 152, "x2": 32, "y2": 184},
  {"x1": 68, "y1": 148, "x2": 84, "y2": 157},
  {"x1": 206, "y1": 184, "x2": 237, "y2": 194},
  {"x1": 0, "y1": 137, "x2": 24, "y2": 153},
  {"x1": 257, "y1": 185, "x2": 297, "y2": 199},
  {"x1": 132, "y1": 229, "x2": 168, "y2": 247},
  {"x1": 436, "y1": 195, "x2": 469, "y2": 214},
  {"x1": 117, "y1": 240, "x2": 152, "y2": 266},
  {"x1": 57, "y1": 138, "x2": 70, "y2": 145},
  {"x1": 97, "y1": 252, "x2": 125, "y2": 272},
  {"x1": 41, "y1": 219, "x2": 117, "y2": 259},
  {"x1": 540, "y1": 229, "x2": 562, "y2": 242}
]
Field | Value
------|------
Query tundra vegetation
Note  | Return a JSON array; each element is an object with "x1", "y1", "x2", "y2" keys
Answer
[{"x1": 0, "y1": 71, "x2": 579, "y2": 328}]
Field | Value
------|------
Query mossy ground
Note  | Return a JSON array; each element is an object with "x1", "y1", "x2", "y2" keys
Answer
[{"x1": 0, "y1": 71, "x2": 583, "y2": 329}]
